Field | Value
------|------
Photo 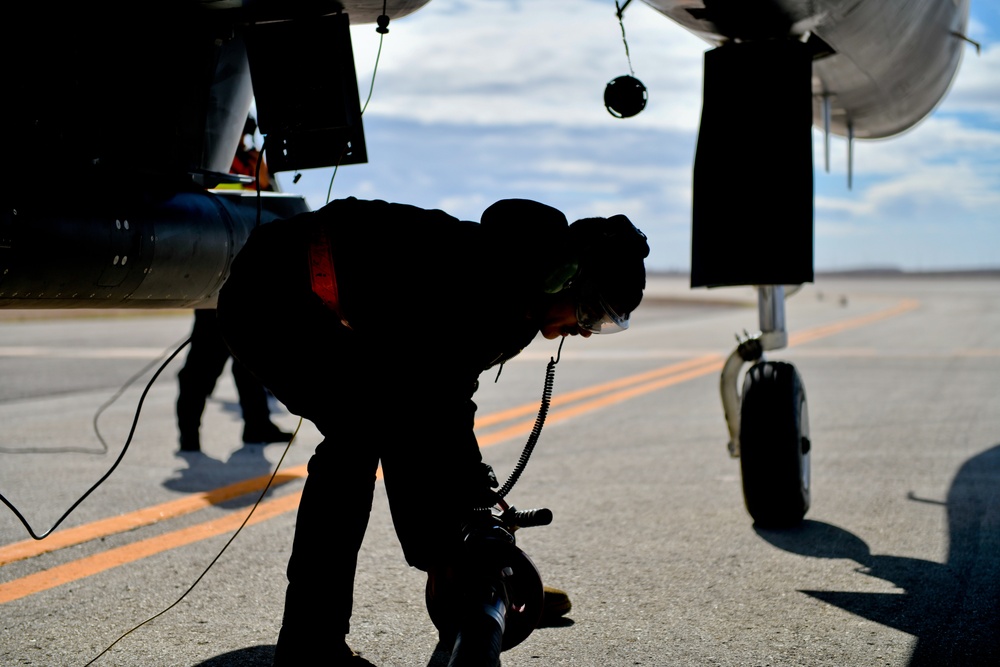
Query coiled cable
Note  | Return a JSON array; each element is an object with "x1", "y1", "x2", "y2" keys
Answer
[{"x1": 496, "y1": 336, "x2": 564, "y2": 499}]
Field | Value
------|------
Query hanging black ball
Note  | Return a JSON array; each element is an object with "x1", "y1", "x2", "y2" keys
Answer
[{"x1": 604, "y1": 75, "x2": 647, "y2": 118}]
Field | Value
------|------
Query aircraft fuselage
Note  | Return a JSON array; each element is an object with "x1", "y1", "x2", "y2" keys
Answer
[{"x1": 642, "y1": 0, "x2": 971, "y2": 138}]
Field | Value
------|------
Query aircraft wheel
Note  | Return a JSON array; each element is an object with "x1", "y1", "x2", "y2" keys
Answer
[{"x1": 739, "y1": 361, "x2": 810, "y2": 528}]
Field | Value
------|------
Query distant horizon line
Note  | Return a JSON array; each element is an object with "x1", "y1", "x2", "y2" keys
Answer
[{"x1": 648, "y1": 266, "x2": 1000, "y2": 278}]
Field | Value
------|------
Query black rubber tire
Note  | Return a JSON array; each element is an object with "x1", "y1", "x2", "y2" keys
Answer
[{"x1": 739, "y1": 361, "x2": 811, "y2": 528}]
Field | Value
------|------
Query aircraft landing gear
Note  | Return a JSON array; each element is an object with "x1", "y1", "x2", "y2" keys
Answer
[
  {"x1": 720, "y1": 285, "x2": 810, "y2": 528},
  {"x1": 739, "y1": 360, "x2": 810, "y2": 527}
]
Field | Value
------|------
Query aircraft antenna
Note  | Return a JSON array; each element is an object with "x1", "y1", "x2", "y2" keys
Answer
[
  {"x1": 822, "y1": 93, "x2": 831, "y2": 173},
  {"x1": 847, "y1": 120, "x2": 854, "y2": 190}
]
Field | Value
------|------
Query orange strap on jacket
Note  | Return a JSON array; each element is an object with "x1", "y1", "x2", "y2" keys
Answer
[{"x1": 308, "y1": 225, "x2": 352, "y2": 329}]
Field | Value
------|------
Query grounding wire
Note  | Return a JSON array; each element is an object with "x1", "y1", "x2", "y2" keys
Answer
[
  {"x1": 325, "y1": 5, "x2": 389, "y2": 204},
  {"x1": 0, "y1": 336, "x2": 191, "y2": 540},
  {"x1": 82, "y1": 418, "x2": 303, "y2": 666},
  {"x1": 88, "y1": 10, "x2": 393, "y2": 660}
]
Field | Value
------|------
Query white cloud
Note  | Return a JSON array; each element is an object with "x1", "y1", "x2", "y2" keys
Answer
[
  {"x1": 937, "y1": 41, "x2": 1000, "y2": 120},
  {"x1": 814, "y1": 153, "x2": 1000, "y2": 271},
  {"x1": 814, "y1": 115, "x2": 1000, "y2": 192},
  {"x1": 276, "y1": 0, "x2": 1000, "y2": 272},
  {"x1": 349, "y1": 0, "x2": 708, "y2": 131},
  {"x1": 820, "y1": 161, "x2": 1000, "y2": 217}
]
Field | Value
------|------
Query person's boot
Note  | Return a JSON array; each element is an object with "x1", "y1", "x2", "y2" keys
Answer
[
  {"x1": 273, "y1": 634, "x2": 375, "y2": 666},
  {"x1": 538, "y1": 585, "x2": 572, "y2": 626},
  {"x1": 242, "y1": 421, "x2": 294, "y2": 444},
  {"x1": 176, "y1": 391, "x2": 204, "y2": 452},
  {"x1": 176, "y1": 417, "x2": 202, "y2": 453},
  {"x1": 178, "y1": 430, "x2": 201, "y2": 452}
]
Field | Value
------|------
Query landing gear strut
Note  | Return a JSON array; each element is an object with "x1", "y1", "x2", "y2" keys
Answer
[
  {"x1": 720, "y1": 285, "x2": 811, "y2": 527},
  {"x1": 689, "y1": 39, "x2": 815, "y2": 527}
]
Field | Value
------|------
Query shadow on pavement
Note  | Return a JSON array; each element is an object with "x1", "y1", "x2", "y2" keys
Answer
[
  {"x1": 164, "y1": 446, "x2": 280, "y2": 509},
  {"x1": 193, "y1": 644, "x2": 274, "y2": 666},
  {"x1": 756, "y1": 442, "x2": 1000, "y2": 666}
]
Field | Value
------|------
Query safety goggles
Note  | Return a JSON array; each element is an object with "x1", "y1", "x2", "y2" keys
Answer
[{"x1": 576, "y1": 291, "x2": 630, "y2": 334}]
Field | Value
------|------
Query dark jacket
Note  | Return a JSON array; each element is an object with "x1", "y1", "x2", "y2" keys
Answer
[
  {"x1": 217, "y1": 197, "x2": 573, "y2": 572},
  {"x1": 227, "y1": 197, "x2": 570, "y2": 377},
  {"x1": 218, "y1": 197, "x2": 575, "y2": 443}
]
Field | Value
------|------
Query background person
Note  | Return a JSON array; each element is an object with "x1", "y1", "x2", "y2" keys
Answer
[
  {"x1": 175, "y1": 115, "x2": 290, "y2": 453},
  {"x1": 176, "y1": 309, "x2": 293, "y2": 452}
]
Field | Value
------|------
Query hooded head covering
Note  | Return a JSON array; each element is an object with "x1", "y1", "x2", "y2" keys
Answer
[
  {"x1": 566, "y1": 214, "x2": 649, "y2": 324},
  {"x1": 480, "y1": 199, "x2": 568, "y2": 229},
  {"x1": 479, "y1": 200, "x2": 648, "y2": 331}
]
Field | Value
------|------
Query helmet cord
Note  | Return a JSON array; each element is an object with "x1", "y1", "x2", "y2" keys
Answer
[{"x1": 496, "y1": 336, "x2": 564, "y2": 499}]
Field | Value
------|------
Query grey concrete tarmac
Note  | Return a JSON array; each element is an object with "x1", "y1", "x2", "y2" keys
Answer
[{"x1": 0, "y1": 274, "x2": 998, "y2": 667}]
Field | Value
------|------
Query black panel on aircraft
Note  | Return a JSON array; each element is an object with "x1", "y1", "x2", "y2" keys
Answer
[
  {"x1": 244, "y1": 12, "x2": 368, "y2": 172},
  {"x1": 691, "y1": 39, "x2": 815, "y2": 287}
]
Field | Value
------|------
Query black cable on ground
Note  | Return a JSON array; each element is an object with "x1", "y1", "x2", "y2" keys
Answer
[{"x1": 0, "y1": 336, "x2": 192, "y2": 541}]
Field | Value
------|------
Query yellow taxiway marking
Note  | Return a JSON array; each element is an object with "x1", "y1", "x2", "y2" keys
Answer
[
  {"x1": 0, "y1": 472, "x2": 307, "y2": 568},
  {"x1": 0, "y1": 353, "x2": 725, "y2": 571},
  {"x1": 788, "y1": 298, "x2": 919, "y2": 346},
  {"x1": 0, "y1": 493, "x2": 302, "y2": 606},
  {"x1": 0, "y1": 355, "x2": 721, "y2": 604},
  {"x1": 0, "y1": 299, "x2": 919, "y2": 604}
]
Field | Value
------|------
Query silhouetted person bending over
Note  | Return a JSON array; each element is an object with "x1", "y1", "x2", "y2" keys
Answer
[{"x1": 217, "y1": 197, "x2": 649, "y2": 665}]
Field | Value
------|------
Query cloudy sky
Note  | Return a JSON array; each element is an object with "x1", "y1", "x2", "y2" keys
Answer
[{"x1": 269, "y1": 0, "x2": 999, "y2": 273}]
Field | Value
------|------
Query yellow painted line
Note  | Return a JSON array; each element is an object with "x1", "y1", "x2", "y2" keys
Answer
[
  {"x1": 953, "y1": 348, "x2": 1000, "y2": 357},
  {"x1": 0, "y1": 470, "x2": 308, "y2": 567},
  {"x1": 475, "y1": 354, "x2": 723, "y2": 428},
  {"x1": 479, "y1": 357, "x2": 724, "y2": 445},
  {"x1": 0, "y1": 490, "x2": 304, "y2": 604},
  {"x1": 0, "y1": 357, "x2": 722, "y2": 569},
  {"x1": 0, "y1": 357, "x2": 731, "y2": 604},
  {"x1": 788, "y1": 298, "x2": 919, "y2": 346},
  {"x1": 0, "y1": 299, "x2": 917, "y2": 603}
]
